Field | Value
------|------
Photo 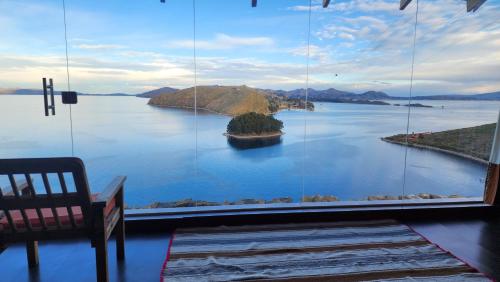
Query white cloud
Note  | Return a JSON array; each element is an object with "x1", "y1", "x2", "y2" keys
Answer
[
  {"x1": 339, "y1": 0, "x2": 398, "y2": 12},
  {"x1": 287, "y1": 5, "x2": 323, "y2": 12},
  {"x1": 118, "y1": 50, "x2": 164, "y2": 58},
  {"x1": 288, "y1": 0, "x2": 398, "y2": 13},
  {"x1": 0, "y1": 51, "x2": 311, "y2": 92},
  {"x1": 306, "y1": 0, "x2": 500, "y2": 95},
  {"x1": 0, "y1": 0, "x2": 499, "y2": 95},
  {"x1": 338, "y1": 32, "x2": 355, "y2": 40},
  {"x1": 169, "y1": 33, "x2": 274, "y2": 50},
  {"x1": 289, "y1": 45, "x2": 331, "y2": 63},
  {"x1": 75, "y1": 44, "x2": 125, "y2": 50}
]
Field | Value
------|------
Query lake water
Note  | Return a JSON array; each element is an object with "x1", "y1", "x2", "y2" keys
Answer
[{"x1": 1, "y1": 95, "x2": 498, "y2": 207}]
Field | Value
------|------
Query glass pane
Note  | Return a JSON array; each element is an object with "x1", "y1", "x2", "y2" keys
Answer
[
  {"x1": 0, "y1": 0, "x2": 73, "y2": 158},
  {"x1": 299, "y1": 0, "x2": 416, "y2": 202},
  {"x1": 191, "y1": 0, "x2": 310, "y2": 206},
  {"x1": 56, "y1": 0, "x2": 498, "y2": 209},
  {"x1": 401, "y1": 0, "x2": 500, "y2": 200},
  {"x1": 64, "y1": 0, "x2": 196, "y2": 207}
]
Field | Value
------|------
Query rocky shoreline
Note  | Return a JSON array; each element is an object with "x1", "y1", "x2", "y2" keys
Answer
[
  {"x1": 224, "y1": 131, "x2": 284, "y2": 139},
  {"x1": 130, "y1": 193, "x2": 469, "y2": 209},
  {"x1": 382, "y1": 137, "x2": 488, "y2": 165}
]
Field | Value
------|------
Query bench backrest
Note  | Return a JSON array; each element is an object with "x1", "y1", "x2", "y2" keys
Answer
[{"x1": 0, "y1": 157, "x2": 92, "y2": 233}]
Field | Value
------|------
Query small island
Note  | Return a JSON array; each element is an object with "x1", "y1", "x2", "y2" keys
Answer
[
  {"x1": 393, "y1": 103, "x2": 433, "y2": 108},
  {"x1": 225, "y1": 112, "x2": 284, "y2": 149}
]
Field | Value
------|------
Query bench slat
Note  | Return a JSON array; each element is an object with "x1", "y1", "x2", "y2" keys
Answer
[
  {"x1": 24, "y1": 174, "x2": 47, "y2": 230},
  {"x1": 0, "y1": 186, "x2": 17, "y2": 233},
  {"x1": 58, "y1": 173, "x2": 77, "y2": 228},
  {"x1": 0, "y1": 194, "x2": 81, "y2": 210},
  {"x1": 41, "y1": 173, "x2": 63, "y2": 230},
  {"x1": 8, "y1": 174, "x2": 33, "y2": 232}
]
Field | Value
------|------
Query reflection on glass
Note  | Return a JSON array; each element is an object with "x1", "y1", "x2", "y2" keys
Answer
[
  {"x1": 0, "y1": 0, "x2": 72, "y2": 159},
  {"x1": 1, "y1": 0, "x2": 498, "y2": 208},
  {"x1": 64, "y1": 0, "x2": 197, "y2": 208},
  {"x1": 190, "y1": 0, "x2": 310, "y2": 206},
  {"x1": 301, "y1": 0, "x2": 416, "y2": 202},
  {"x1": 401, "y1": 0, "x2": 500, "y2": 201}
]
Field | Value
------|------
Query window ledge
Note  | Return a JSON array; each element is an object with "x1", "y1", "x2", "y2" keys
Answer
[{"x1": 125, "y1": 197, "x2": 486, "y2": 220}]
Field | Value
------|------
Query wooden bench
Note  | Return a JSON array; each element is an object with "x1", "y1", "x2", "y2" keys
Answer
[{"x1": 0, "y1": 157, "x2": 126, "y2": 282}]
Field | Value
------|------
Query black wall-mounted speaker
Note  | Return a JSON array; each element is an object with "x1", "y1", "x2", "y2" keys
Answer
[{"x1": 62, "y1": 91, "x2": 78, "y2": 104}]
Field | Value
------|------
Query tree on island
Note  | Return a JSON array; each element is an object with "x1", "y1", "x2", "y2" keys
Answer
[{"x1": 227, "y1": 112, "x2": 283, "y2": 135}]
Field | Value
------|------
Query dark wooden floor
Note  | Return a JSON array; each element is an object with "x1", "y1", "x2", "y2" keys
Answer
[
  {"x1": 0, "y1": 234, "x2": 172, "y2": 282},
  {"x1": 405, "y1": 217, "x2": 500, "y2": 280},
  {"x1": 0, "y1": 217, "x2": 499, "y2": 281}
]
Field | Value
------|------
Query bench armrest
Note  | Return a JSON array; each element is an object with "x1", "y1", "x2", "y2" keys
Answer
[{"x1": 92, "y1": 176, "x2": 126, "y2": 208}]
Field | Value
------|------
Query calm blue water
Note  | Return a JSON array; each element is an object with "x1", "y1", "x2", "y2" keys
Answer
[{"x1": 0, "y1": 96, "x2": 498, "y2": 206}]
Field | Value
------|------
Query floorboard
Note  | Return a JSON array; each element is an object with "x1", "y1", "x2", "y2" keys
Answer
[
  {"x1": 0, "y1": 217, "x2": 499, "y2": 281},
  {"x1": 0, "y1": 234, "x2": 171, "y2": 282},
  {"x1": 405, "y1": 218, "x2": 500, "y2": 279}
]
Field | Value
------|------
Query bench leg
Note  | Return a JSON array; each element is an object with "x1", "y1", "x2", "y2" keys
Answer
[
  {"x1": 116, "y1": 187, "x2": 125, "y2": 261},
  {"x1": 26, "y1": 241, "x2": 39, "y2": 268},
  {"x1": 116, "y1": 215, "x2": 125, "y2": 261},
  {"x1": 0, "y1": 243, "x2": 7, "y2": 254},
  {"x1": 95, "y1": 236, "x2": 109, "y2": 282}
]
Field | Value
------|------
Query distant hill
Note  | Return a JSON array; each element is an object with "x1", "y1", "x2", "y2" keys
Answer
[
  {"x1": 0, "y1": 89, "x2": 54, "y2": 95},
  {"x1": 269, "y1": 88, "x2": 391, "y2": 102},
  {"x1": 136, "y1": 87, "x2": 178, "y2": 98},
  {"x1": 0, "y1": 88, "x2": 15, "y2": 94},
  {"x1": 403, "y1": 91, "x2": 500, "y2": 101},
  {"x1": 270, "y1": 88, "x2": 353, "y2": 100},
  {"x1": 358, "y1": 91, "x2": 391, "y2": 100},
  {"x1": 148, "y1": 85, "x2": 272, "y2": 116},
  {"x1": 82, "y1": 93, "x2": 132, "y2": 96},
  {"x1": 3, "y1": 86, "x2": 500, "y2": 102},
  {"x1": 271, "y1": 88, "x2": 500, "y2": 102},
  {"x1": 231, "y1": 88, "x2": 500, "y2": 102},
  {"x1": 0, "y1": 88, "x2": 132, "y2": 96}
]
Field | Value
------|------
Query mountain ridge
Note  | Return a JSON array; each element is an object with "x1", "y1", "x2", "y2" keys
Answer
[
  {"x1": 264, "y1": 88, "x2": 500, "y2": 101},
  {"x1": 1, "y1": 86, "x2": 499, "y2": 101},
  {"x1": 0, "y1": 88, "x2": 133, "y2": 96},
  {"x1": 136, "y1": 87, "x2": 178, "y2": 98}
]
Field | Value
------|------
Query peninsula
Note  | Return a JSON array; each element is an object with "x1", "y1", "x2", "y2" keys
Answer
[
  {"x1": 382, "y1": 123, "x2": 495, "y2": 163},
  {"x1": 148, "y1": 85, "x2": 313, "y2": 116}
]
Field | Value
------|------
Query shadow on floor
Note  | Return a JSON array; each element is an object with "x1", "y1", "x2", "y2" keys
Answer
[
  {"x1": 2, "y1": 217, "x2": 500, "y2": 281},
  {"x1": 0, "y1": 234, "x2": 171, "y2": 282}
]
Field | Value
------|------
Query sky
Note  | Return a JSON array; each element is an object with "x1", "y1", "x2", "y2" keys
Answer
[{"x1": 0, "y1": 0, "x2": 499, "y2": 96}]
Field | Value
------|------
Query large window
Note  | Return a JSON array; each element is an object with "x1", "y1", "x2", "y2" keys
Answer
[
  {"x1": 404, "y1": 0, "x2": 500, "y2": 200},
  {"x1": 301, "y1": 0, "x2": 417, "y2": 202},
  {"x1": 0, "y1": 0, "x2": 73, "y2": 158},
  {"x1": 0, "y1": 0, "x2": 498, "y2": 209}
]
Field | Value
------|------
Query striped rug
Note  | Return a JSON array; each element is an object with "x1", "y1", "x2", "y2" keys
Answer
[{"x1": 161, "y1": 220, "x2": 491, "y2": 281}]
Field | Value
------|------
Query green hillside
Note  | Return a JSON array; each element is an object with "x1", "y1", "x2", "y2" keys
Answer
[
  {"x1": 383, "y1": 123, "x2": 495, "y2": 161},
  {"x1": 227, "y1": 112, "x2": 283, "y2": 136}
]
